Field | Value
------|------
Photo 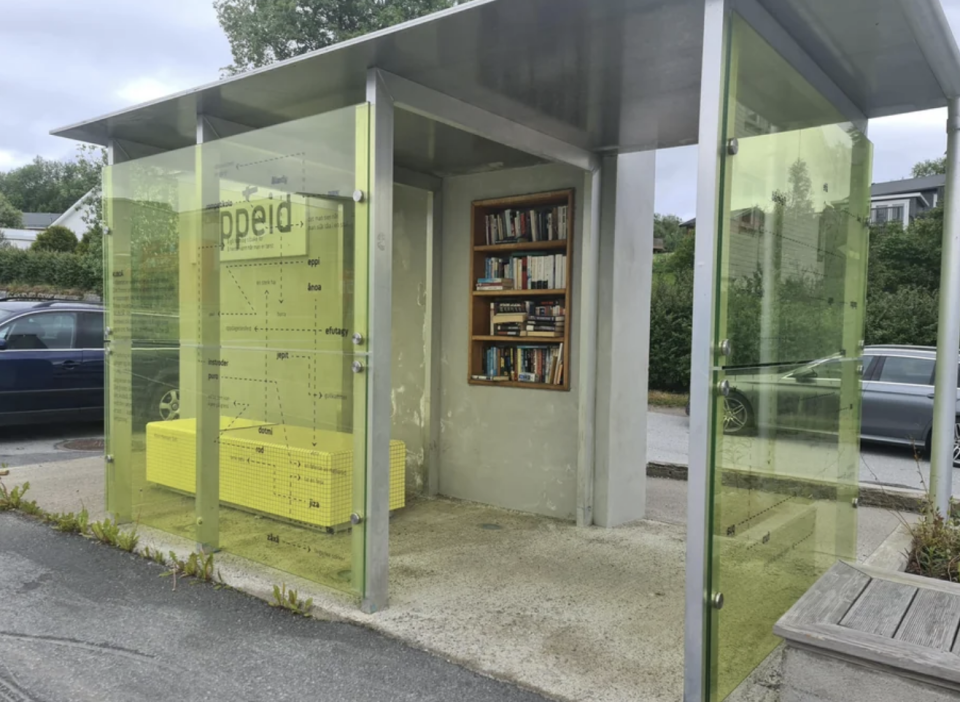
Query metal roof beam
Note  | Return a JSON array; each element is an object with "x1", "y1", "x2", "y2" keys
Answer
[
  {"x1": 900, "y1": 0, "x2": 960, "y2": 100},
  {"x1": 377, "y1": 70, "x2": 601, "y2": 173}
]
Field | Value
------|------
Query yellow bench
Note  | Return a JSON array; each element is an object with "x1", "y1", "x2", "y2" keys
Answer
[{"x1": 145, "y1": 418, "x2": 405, "y2": 528}]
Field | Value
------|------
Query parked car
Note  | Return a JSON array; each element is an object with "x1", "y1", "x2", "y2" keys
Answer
[
  {"x1": 687, "y1": 345, "x2": 960, "y2": 463},
  {"x1": 0, "y1": 299, "x2": 179, "y2": 427}
]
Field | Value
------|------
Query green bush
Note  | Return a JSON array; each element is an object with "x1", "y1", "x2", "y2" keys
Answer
[
  {"x1": 31, "y1": 225, "x2": 78, "y2": 253},
  {"x1": 649, "y1": 273, "x2": 693, "y2": 391},
  {"x1": 865, "y1": 286, "x2": 939, "y2": 347},
  {"x1": 0, "y1": 248, "x2": 101, "y2": 294}
]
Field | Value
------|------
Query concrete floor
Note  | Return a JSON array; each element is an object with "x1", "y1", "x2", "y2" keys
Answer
[{"x1": 4, "y1": 459, "x2": 907, "y2": 702}]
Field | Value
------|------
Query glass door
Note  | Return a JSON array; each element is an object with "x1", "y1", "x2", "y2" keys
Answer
[{"x1": 705, "y1": 15, "x2": 872, "y2": 700}]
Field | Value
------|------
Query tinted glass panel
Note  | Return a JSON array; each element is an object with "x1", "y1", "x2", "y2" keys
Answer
[
  {"x1": 706, "y1": 14, "x2": 870, "y2": 700},
  {"x1": 878, "y1": 356, "x2": 934, "y2": 385}
]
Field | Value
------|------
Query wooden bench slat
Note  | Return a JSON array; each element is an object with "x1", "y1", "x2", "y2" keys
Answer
[
  {"x1": 840, "y1": 579, "x2": 917, "y2": 638},
  {"x1": 778, "y1": 562, "x2": 872, "y2": 630},
  {"x1": 896, "y1": 589, "x2": 960, "y2": 651}
]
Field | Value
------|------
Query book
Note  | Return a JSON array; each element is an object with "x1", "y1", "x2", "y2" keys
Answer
[{"x1": 524, "y1": 331, "x2": 563, "y2": 338}]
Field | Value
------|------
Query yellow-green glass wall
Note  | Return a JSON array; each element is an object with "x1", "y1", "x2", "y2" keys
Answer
[
  {"x1": 705, "y1": 15, "x2": 872, "y2": 700},
  {"x1": 103, "y1": 105, "x2": 372, "y2": 596}
]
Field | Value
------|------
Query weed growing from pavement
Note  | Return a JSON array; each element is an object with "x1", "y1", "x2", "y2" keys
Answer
[
  {"x1": 89, "y1": 516, "x2": 140, "y2": 552},
  {"x1": 142, "y1": 547, "x2": 167, "y2": 566},
  {"x1": 0, "y1": 480, "x2": 38, "y2": 513},
  {"x1": 48, "y1": 507, "x2": 90, "y2": 535},
  {"x1": 271, "y1": 583, "x2": 313, "y2": 617},
  {"x1": 161, "y1": 550, "x2": 228, "y2": 591}
]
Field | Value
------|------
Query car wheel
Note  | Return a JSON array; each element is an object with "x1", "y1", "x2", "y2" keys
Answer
[
  {"x1": 145, "y1": 381, "x2": 180, "y2": 423},
  {"x1": 722, "y1": 393, "x2": 752, "y2": 436}
]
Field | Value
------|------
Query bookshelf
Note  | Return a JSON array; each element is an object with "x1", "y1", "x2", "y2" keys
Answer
[{"x1": 468, "y1": 189, "x2": 574, "y2": 391}]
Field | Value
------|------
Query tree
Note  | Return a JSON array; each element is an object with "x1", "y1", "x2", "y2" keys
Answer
[
  {"x1": 0, "y1": 149, "x2": 103, "y2": 214},
  {"x1": 912, "y1": 156, "x2": 947, "y2": 178},
  {"x1": 214, "y1": 0, "x2": 457, "y2": 74},
  {"x1": 31, "y1": 225, "x2": 78, "y2": 253},
  {"x1": 0, "y1": 192, "x2": 22, "y2": 229},
  {"x1": 654, "y1": 214, "x2": 684, "y2": 252}
]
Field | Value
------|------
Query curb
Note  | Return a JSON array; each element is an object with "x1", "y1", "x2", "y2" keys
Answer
[{"x1": 646, "y1": 461, "x2": 928, "y2": 514}]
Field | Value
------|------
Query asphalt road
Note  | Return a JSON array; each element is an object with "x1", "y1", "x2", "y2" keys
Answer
[
  {"x1": 0, "y1": 511, "x2": 548, "y2": 702},
  {"x1": 647, "y1": 408, "x2": 960, "y2": 495},
  {"x1": 0, "y1": 422, "x2": 103, "y2": 467}
]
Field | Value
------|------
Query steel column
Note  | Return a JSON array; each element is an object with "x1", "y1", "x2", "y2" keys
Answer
[
  {"x1": 104, "y1": 140, "x2": 133, "y2": 523},
  {"x1": 576, "y1": 166, "x2": 602, "y2": 527},
  {"x1": 362, "y1": 69, "x2": 395, "y2": 613},
  {"x1": 425, "y1": 187, "x2": 443, "y2": 497},
  {"x1": 684, "y1": 0, "x2": 730, "y2": 699},
  {"x1": 931, "y1": 98, "x2": 960, "y2": 516},
  {"x1": 194, "y1": 114, "x2": 222, "y2": 551}
]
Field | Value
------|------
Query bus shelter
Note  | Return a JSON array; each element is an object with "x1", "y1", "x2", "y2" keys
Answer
[{"x1": 52, "y1": 1, "x2": 960, "y2": 700}]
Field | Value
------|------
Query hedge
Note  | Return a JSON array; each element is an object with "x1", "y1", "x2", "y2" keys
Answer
[{"x1": 0, "y1": 247, "x2": 101, "y2": 295}]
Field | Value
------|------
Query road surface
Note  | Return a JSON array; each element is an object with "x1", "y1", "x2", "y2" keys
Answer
[{"x1": 647, "y1": 408, "x2": 958, "y2": 495}]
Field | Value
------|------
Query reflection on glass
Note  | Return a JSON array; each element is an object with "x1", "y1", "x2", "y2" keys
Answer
[
  {"x1": 104, "y1": 105, "x2": 382, "y2": 595},
  {"x1": 707, "y1": 14, "x2": 872, "y2": 700}
]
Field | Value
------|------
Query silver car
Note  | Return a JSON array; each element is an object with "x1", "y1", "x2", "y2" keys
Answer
[{"x1": 718, "y1": 345, "x2": 960, "y2": 464}]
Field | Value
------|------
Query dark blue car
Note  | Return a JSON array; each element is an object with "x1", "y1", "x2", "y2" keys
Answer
[{"x1": 0, "y1": 299, "x2": 179, "y2": 427}]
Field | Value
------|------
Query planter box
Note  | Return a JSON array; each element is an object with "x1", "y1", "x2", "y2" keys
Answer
[{"x1": 775, "y1": 562, "x2": 960, "y2": 702}]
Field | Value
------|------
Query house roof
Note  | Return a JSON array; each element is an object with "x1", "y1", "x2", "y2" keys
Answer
[
  {"x1": 21, "y1": 213, "x2": 59, "y2": 230},
  {"x1": 50, "y1": 0, "x2": 960, "y2": 165},
  {"x1": 871, "y1": 174, "x2": 946, "y2": 198}
]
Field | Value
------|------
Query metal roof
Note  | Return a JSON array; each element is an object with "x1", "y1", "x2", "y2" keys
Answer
[
  {"x1": 51, "y1": 0, "x2": 960, "y2": 167},
  {"x1": 872, "y1": 174, "x2": 947, "y2": 197},
  {"x1": 21, "y1": 213, "x2": 59, "y2": 230}
]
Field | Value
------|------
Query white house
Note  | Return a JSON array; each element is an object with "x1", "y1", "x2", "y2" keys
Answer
[{"x1": 48, "y1": 189, "x2": 95, "y2": 237}]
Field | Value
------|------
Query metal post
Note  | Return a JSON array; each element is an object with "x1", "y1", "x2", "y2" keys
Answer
[
  {"x1": 425, "y1": 187, "x2": 443, "y2": 497},
  {"x1": 195, "y1": 114, "x2": 221, "y2": 551},
  {"x1": 362, "y1": 68, "x2": 394, "y2": 613},
  {"x1": 104, "y1": 140, "x2": 133, "y2": 523},
  {"x1": 930, "y1": 97, "x2": 960, "y2": 516},
  {"x1": 576, "y1": 166, "x2": 601, "y2": 527},
  {"x1": 684, "y1": 0, "x2": 729, "y2": 699}
]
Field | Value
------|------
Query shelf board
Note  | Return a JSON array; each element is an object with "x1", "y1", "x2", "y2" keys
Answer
[
  {"x1": 472, "y1": 289, "x2": 566, "y2": 297},
  {"x1": 468, "y1": 379, "x2": 567, "y2": 391},
  {"x1": 472, "y1": 335, "x2": 563, "y2": 342},
  {"x1": 474, "y1": 240, "x2": 568, "y2": 253}
]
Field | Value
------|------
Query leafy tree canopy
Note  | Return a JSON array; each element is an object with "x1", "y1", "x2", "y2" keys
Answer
[
  {"x1": 0, "y1": 148, "x2": 104, "y2": 215},
  {"x1": 912, "y1": 156, "x2": 947, "y2": 178},
  {"x1": 214, "y1": 0, "x2": 457, "y2": 74},
  {"x1": 654, "y1": 214, "x2": 684, "y2": 253},
  {"x1": 31, "y1": 225, "x2": 78, "y2": 253},
  {"x1": 0, "y1": 191, "x2": 22, "y2": 229}
]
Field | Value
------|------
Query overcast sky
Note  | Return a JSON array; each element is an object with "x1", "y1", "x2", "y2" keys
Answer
[{"x1": 2, "y1": 0, "x2": 960, "y2": 219}]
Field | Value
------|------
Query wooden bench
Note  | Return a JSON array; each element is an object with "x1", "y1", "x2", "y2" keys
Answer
[{"x1": 775, "y1": 561, "x2": 960, "y2": 702}]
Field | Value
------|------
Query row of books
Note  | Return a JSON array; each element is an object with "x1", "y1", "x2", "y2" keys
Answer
[
  {"x1": 484, "y1": 205, "x2": 569, "y2": 245},
  {"x1": 477, "y1": 253, "x2": 567, "y2": 291},
  {"x1": 474, "y1": 343, "x2": 564, "y2": 385},
  {"x1": 489, "y1": 300, "x2": 566, "y2": 338},
  {"x1": 492, "y1": 299, "x2": 564, "y2": 316}
]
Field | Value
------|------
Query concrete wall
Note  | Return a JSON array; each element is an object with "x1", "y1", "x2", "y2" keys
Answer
[
  {"x1": 391, "y1": 184, "x2": 430, "y2": 495},
  {"x1": 781, "y1": 646, "x2": 960, "y2": 702},
  {"x1": 439, "y1": 164, "x2": 582, "y2": 520}
]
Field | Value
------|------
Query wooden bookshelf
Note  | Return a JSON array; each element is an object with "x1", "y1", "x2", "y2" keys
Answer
[{"x1": 468, "y1": 189, "x2": 574, "y2": 391}]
